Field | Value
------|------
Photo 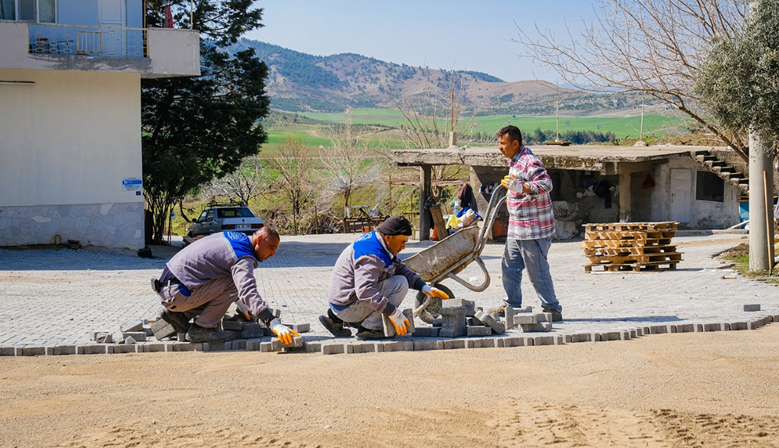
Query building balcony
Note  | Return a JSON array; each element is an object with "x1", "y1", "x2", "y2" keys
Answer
[{"x1": 0, "y1": 20, "x2": 200, "y2": 78}]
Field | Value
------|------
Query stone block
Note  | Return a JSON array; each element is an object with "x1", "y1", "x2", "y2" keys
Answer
[
  {"x1": 95, "y1": 333, "x2": 113, "y2": 344},
  {"x1": 177, "y1": 332, "x2": 187, "y2": 342},
  {"x1": 280, "y1": 336, "x2": 304, "y2": 348},
  {"x1": 743, "y1": 304, "x2": 761, "y2": 312},
  {"x1": 245, "y1": 339, "x2": 264, "y2": 351},
  {"x1": 142, "y1": 343, "x2": 168, "y2": 353},
  {"x1": 413, "y1": 327, "x2": 440, "y2": 338},
  {"x1": 120, "y1": 319, "x2": 144, "y2": 333},
  {"x1": 413, "y1": 339, "x2": 439, "y2": 351},
  {"x1": 123, "y1": 332, "x2": 147, "y2": 342},
  {"x1": 620, "y1": 331, "x2": 631, "y2": 341},
  {"x1": 565, "y1": 333, "x2": 592, "y2": 343},
  {"x1": 536, "y1": 313, "x2": 554, "y2": 323},
  {"x1": 0, "y1": 346, "x2": 16, "y2": 356},
  {"x1": 675, "y1": 324, "x2": 696, "y2": 333},
  {"x1": 124, "y1": 336, "x2": 138, "y2": 345},
  {"x1": 53, "y1": 345, "x2": 76, "y2": 355},
  {"x1": 21, "y1": 346, "x2": 46, "y2": 356},
  {"x1": 648, "y1": 325, "x2": 668, "y2": 335},
  {"x1": 221, "y1": 320, "x2": 244, "y2": 331},
  {"x1": 474, "y1": 309, "x2": 505, "y2": 334},
  {"x1": 703, "y1": 323, "x2": 721, "y2": 332},
  {"x1": 260, "y1": 341, "x2": 279, "y2": 352},
  {"x1": 290, "y1": 323, "x2": 311, "y2": 333},
  {"x1": 241, "y1": 323, "x2": 265, "y2": 339},
  {"x1": 466, "y1": 325, "x2": 492, "y2": 337},
  {"x1": 90, "y1": 331, "x2": 110, "y2": 341},
  {"x1": 151, "y1": 319, "x2": 177, "y2": 340},
  {"x1": 519, "y1": 322, "x2": 552, "y2": 333},
  {"x1": 350, "y1": 342, "x2": 376, "y2": 354},
  {"x1": 78, "y1": 344, "x2": 109, "y2": 355},
  {"x1": 232, "y1": 339, "x2": 247, "y2": 350},
  {"x1": 432, "y1": 318, "x2": 443, "y2": 327},
  {"x1": 554, "y1": 335, "x2": 565, "y2": 345},
  {"x1": 321, "y1": 343, "x2": 346, "y2": 355},
  {"x1": 443, "y1": 339, "x2": 467, "y2": 349},
  {"x1": 439, "y1": 306, "x2": 467, "y2": 338},
  {"x1": 512, "y1": 314, "x2": 538, "y2": 325},
  {"x1": 533, "y1": 336, "x2": 556, "y2": 346},
  {"x1": 113, "y1": 344, "x2": 139, "y2": 354},
  {"x1": 446, "y1": 299, "x2": 476, "y2": 316},
  {"x1": 144, "y1": 325, "x2": 154, "y2": 337},
  {"x1": 304, "y1": 341, "x2": 323, "y2": 353},
  {"x1": 503, "y1": 336, "x2": 526, "y2": 347},
  {"x1": 601, "y1": 332, "x2": 621, "y2": 341},
  {"x1": 466, "y1": 338, "x2": 495, "y2": 349},
  {"x1": 495, "y1": 338, "x2": 505, "y2": 348},
  {"x1": 749, "y1": 318, "x2": 770, "y2": 330}
]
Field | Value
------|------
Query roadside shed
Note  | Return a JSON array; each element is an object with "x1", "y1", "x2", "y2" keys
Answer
[{"x1": 391, "y1": 145, "x2": 748, "y2": 240}]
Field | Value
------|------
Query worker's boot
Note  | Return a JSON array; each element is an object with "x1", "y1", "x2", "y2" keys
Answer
[
  {"x1": 159, "y1": 308, "x2": 191, "y2": 333},
  {"x1": 186, "y1": 323, "x2": 237, "y2": 343},
  {"x1": 319, "y1": 309, "x2": 352, "y2": 337},
  {"x1": 542, "y1": 307, "x2": 563, "y2": 322},
  {"x1": 355, "y1": 326, "x2": 390, "y2": 340}
]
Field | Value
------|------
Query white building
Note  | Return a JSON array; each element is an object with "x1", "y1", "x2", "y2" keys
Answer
[{"x1": 0, "y1": 0, "x2": 199, "y2": 250}]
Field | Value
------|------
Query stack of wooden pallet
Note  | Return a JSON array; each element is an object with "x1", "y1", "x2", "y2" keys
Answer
[{"x1": 582, "y1": 222, "x2": 682, "y2": 272}]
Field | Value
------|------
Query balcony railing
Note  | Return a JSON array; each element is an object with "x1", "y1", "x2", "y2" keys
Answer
[{"x1": 28, "y1": 23, "x2": 148, "y2": 58}]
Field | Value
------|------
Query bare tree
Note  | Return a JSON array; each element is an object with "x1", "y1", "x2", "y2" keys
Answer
[
  {"x1": 201, "y1": 157, "x2": 267, "y2": 206},
  {"x1": 266, "y1": 138, "x2": 314, "y2": 235},
  {"x1": 515, "y1": 0, "x2": 749, "y2": 160},
  {"x1": 320, "y1": 115, "x2": 383, "y2": 214}
]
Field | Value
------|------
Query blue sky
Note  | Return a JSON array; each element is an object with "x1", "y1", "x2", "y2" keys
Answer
[{"x1": 246, "y1": 0, "x2": 598, "y2": 83}]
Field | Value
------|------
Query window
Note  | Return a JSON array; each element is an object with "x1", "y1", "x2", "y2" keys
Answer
[
  {"x1": 696, "y1": 171, "x2": 725, "y2": 202},
  {"x1": 7, "y1": 0, "x2": 55, "y2": 22}
]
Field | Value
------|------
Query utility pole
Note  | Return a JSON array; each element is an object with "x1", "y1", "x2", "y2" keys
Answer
[{"x1": 748, "y1": 0, "x2": 775, "y2": 272}]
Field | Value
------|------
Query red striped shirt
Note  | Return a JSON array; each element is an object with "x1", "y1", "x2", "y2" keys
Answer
[{"x1": 506, "y1": 147, "x2": 555, "y2": 240}]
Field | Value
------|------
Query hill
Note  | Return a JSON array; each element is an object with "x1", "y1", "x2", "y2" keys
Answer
[{"x1": 226, "y1": 39, "x2": 661, "y2": 115}]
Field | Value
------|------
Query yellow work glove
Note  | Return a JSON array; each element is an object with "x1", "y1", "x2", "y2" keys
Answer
[
  {"x1": 387, "y1": 308, "x2": 410, "y2": 336},
  {"x1": 501, "y1": 174, "x2": 524, "y2": 193},
  {"x1": 422, "y1": 284, "x2": 450, "y2": 300},
  {"x1": 269, "y1": 318, "x2": 300, "y2": 345}
]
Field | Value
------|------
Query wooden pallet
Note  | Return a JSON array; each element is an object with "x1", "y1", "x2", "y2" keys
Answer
[
  {"x1": 584, "y1": 260, "x2": 680, "y2": 273},
  {"x1": 584, "y1": 230, "x2": 677, "y2": 241},
  {"x1": 584, "y1": 245, "x2": 678, "y2": 257},
  {"x1": 581, "y1": 238, "x2": 674, "y2": 248},
  {"x1": 586, "y1": 252, "x2": 683, "y2": 264},
  {"x1": 583, "y1": 221, "x2": 678, "y2": 232}
]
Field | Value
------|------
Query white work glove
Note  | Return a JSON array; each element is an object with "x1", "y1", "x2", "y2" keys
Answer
[
  {"x1": 422, "y1": 284, "x2": 450, "y2": 300},
  {"x1": 501, "y1": 174, "x2": 525, "y2": 194},
  {"x1": 269, "y1": 318, "x2": 300, "y2": 345},
  {"x1": 388, "y1": 308, "x2": 410, "y2": 336}
]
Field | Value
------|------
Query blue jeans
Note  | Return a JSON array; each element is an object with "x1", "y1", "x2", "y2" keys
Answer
[
  {"x1": 331, "y1": 275, "x2": 409, "y2": 331},
  {"x1": 501, "y1": 237, "x2": 561, "y2": 312}
]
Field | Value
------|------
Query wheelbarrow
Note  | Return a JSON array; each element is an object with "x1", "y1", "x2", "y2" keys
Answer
[{"x1": 404, "y1": 185, "x2": 507, "y2": 323}]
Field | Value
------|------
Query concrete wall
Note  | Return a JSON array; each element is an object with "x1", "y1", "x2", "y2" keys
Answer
[{"x1": 0, "y1": 68, "x2": 144, "y2": 249}]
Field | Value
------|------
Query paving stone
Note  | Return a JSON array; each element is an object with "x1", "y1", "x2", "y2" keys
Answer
[
  {"x1": 177, "y1": 332, "x2": 187, "y2": 342},
  {"x1": 321, "y1": 343, "x2": 346, "y2": 355},
  {"x1": 675, "y1": 324, "x2": 696, "y2": 333},
  {"x1": 439, "y1": 306, "x2": 467, "y2": 338},
  {"x1": 466, "y1": 325, "x2": 492, "y2": 337},
  {"x1": 90, "y1": 331, "x2": 111, "y2": 342},
  {"x1": 350, "y1": 342, "x2": 377, "y2": 354},
  {"x1": 565, "y1": 333, "x2": 592, "y2": 343},
  {"x1": 474, "y1": 309, "x2": 505, "y2": 334},
  {"x1": 533, "y1": 336, "x2": 556, "y2": 346},
  {"x1": 591, "y1": 333, "x2": 602, "y2": 342},
  {"x1": 120, "y1": 319, "x2": 144, "y2": 333},
  {"x1": 554, "y1": 335, "x2": 565, "y2": 345},
  {"x1": 151, "y1": 319, "x2": 177, "y2": 341},
  {"x1": 743, "y1": 304, "x2": 761, "y2": 312},
  {"x1": 53, "y1": 345, "x2": 76, "y2": 355},
  {"x1": 113, "y1": 344, "x2": 138, "y2": 354},
  {"x1": 601, "y1": 332, "x2": 622, "y2": 341},
  {"x1": 519, "y1": 322, "x2": 552, "y2": 333},
  {"x1": 432, "y1": 318, "x2": 443, "y2": 327},
  {"x1": 648, "y1": 325, "x2": 669, "y2": 334},
  {"x1": 232, "y1": 339, "x2": 247, "y2": 350},
  {"x1": 446, "y1": 299, "x2": 476, "y2": 316},
  {"x1": 241, "y1": 323, "x2": 265, "y2": 339},
  {"x1": 122, "y1": 332, "x2": 146, "y2": 342},
  {"x1": 443, "y1": 339, "x2": 467, "y2": 349},
  {"x1": 290, "y1": 323, "x2": 311, "y2": 333},
  {"x1": 466, "y1": 338, "x2": 495, "y2": 349},
  {"x1": 95, "y1": 333, "x2": 113, "y2": 344},
  {"x1": 703, "y1": 323, "x2": 722, "y2": 332},
  {"x1": 511, "y1": 314, "x2": 538, "y2": 325},
  {"x1": 245, "y1": 338, "x2": 264, "y2": 351},
  {"x1": 536, "y1": 313, "x2": 554, "y2": 323},
  {"x1": 749, "y1": 317, "x2": 771, "y2": 330},
  {"x1": 503, "y1": 336, "x2": 526, "y2": 347},
  {"x1": 413, "y1": 339, "x2": 439, "y2": 351},
  {"x1": 495, "y1": 338, "x2": 506, "y2": 348},
  {"x1": 413, "y1": 327, "x2": 440, "y2": 337},
  {"x1": 142, "y1": 343, "x2": 168, "y2": 353},
  {"x1": 221, "y1": 320, "x2": 244, "y2": 331},
  {"x1": 304, "y1": 341, "x2": 322, "y2": 353},
  {"x1": 21, "y1": 346, "x2": 46, "y2": 356},
  {"x1": 0, "y1": 346, "x2": 16, "y2": 356},
  {"x1": 78, "y1": 344, "x2": 109, "y2": 355},
  {"x1": 505, "y1": 306, "x2": 534, "y2": 328},
  {"x1": 124, "y1": 336, "x2": 138, "y2": 345},
  {"x1": 144, "y1": 325, "x2": 154, "y2": 337}
]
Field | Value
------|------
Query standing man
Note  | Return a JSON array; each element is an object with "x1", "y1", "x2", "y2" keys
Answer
[
  {"x1": 151, "y1": 227, "x2": 298, "y2": 344},
  {"x1": 495, "y1": 125, "x2": 562, "y2": 321},
  {"x1": 320, "y1": 216, "x2": 450, "y2": 340}
]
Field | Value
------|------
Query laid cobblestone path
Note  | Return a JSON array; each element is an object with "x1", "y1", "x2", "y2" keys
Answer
[{"x1": 0, "y1": 232, "x2": 775, "y2": 350}]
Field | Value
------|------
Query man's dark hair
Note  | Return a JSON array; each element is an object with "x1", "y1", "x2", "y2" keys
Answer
[{"x1": 496, "y1": 125, "x2": 523, "y2": 146}]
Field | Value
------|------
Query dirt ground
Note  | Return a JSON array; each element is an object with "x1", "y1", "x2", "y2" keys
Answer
[{"x1": 2, "y1": 326, "x2": 779, "y2": 448}]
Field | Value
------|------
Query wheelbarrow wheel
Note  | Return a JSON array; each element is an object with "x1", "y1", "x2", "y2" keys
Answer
[{"x1": 414, "y1": 283, "x2": 455, "y2": 324}]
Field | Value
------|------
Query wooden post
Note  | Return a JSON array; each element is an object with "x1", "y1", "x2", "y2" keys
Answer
[
  {"x1": 419, "y1": 164, "x2": 432, "y2": 240},
  {"x1": 618, "y1": 169, "x2": 632, "y2": 222}
]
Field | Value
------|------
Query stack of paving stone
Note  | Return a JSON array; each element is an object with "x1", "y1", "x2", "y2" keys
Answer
[
  {"x1": 582, "y1": 221, "x2": 682, "y2": 272},
  {"x1": 505, "y1": 306, "x2": 554, "y2": 332}
]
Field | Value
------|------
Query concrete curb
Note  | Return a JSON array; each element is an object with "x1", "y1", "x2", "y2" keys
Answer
[{"x1": 2, "y1": 314, "x2": 777, "y2": 357}]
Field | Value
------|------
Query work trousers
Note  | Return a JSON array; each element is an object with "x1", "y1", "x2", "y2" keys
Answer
[
  {"x1": 501, "y1": 237, "x2": 561, "y2": 313},
  {"x1": 157, "y1": 276, "x2": 238, "y2": 328},
  {"x1": 331, "y1": 275, "x2": 409, "y2": 331}
]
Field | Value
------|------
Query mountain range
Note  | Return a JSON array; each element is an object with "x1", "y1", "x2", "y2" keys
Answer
[{"x1": 225, "y1": 38, "x2": 653, "y2": 115}]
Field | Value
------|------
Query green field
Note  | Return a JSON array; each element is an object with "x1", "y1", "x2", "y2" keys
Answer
[{"x1": 300, "y1": 108, "x2": 688, "y2": 140}]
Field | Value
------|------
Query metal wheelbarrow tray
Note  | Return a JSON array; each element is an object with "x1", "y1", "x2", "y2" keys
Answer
[{"x1": 404, "y1": 185, "x2": 507, "y2": 322}]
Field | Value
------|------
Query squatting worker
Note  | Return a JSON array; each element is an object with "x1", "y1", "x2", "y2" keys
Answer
[
  {"x1": 151, "y1": 227, "x2": 298, "y2": 344},
  {"x1": 495, "y1": 125, "x2": 563, "y2": 321},
  {"x1": 320, "y1": 216, "x2": 450, "y2": 340}
]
